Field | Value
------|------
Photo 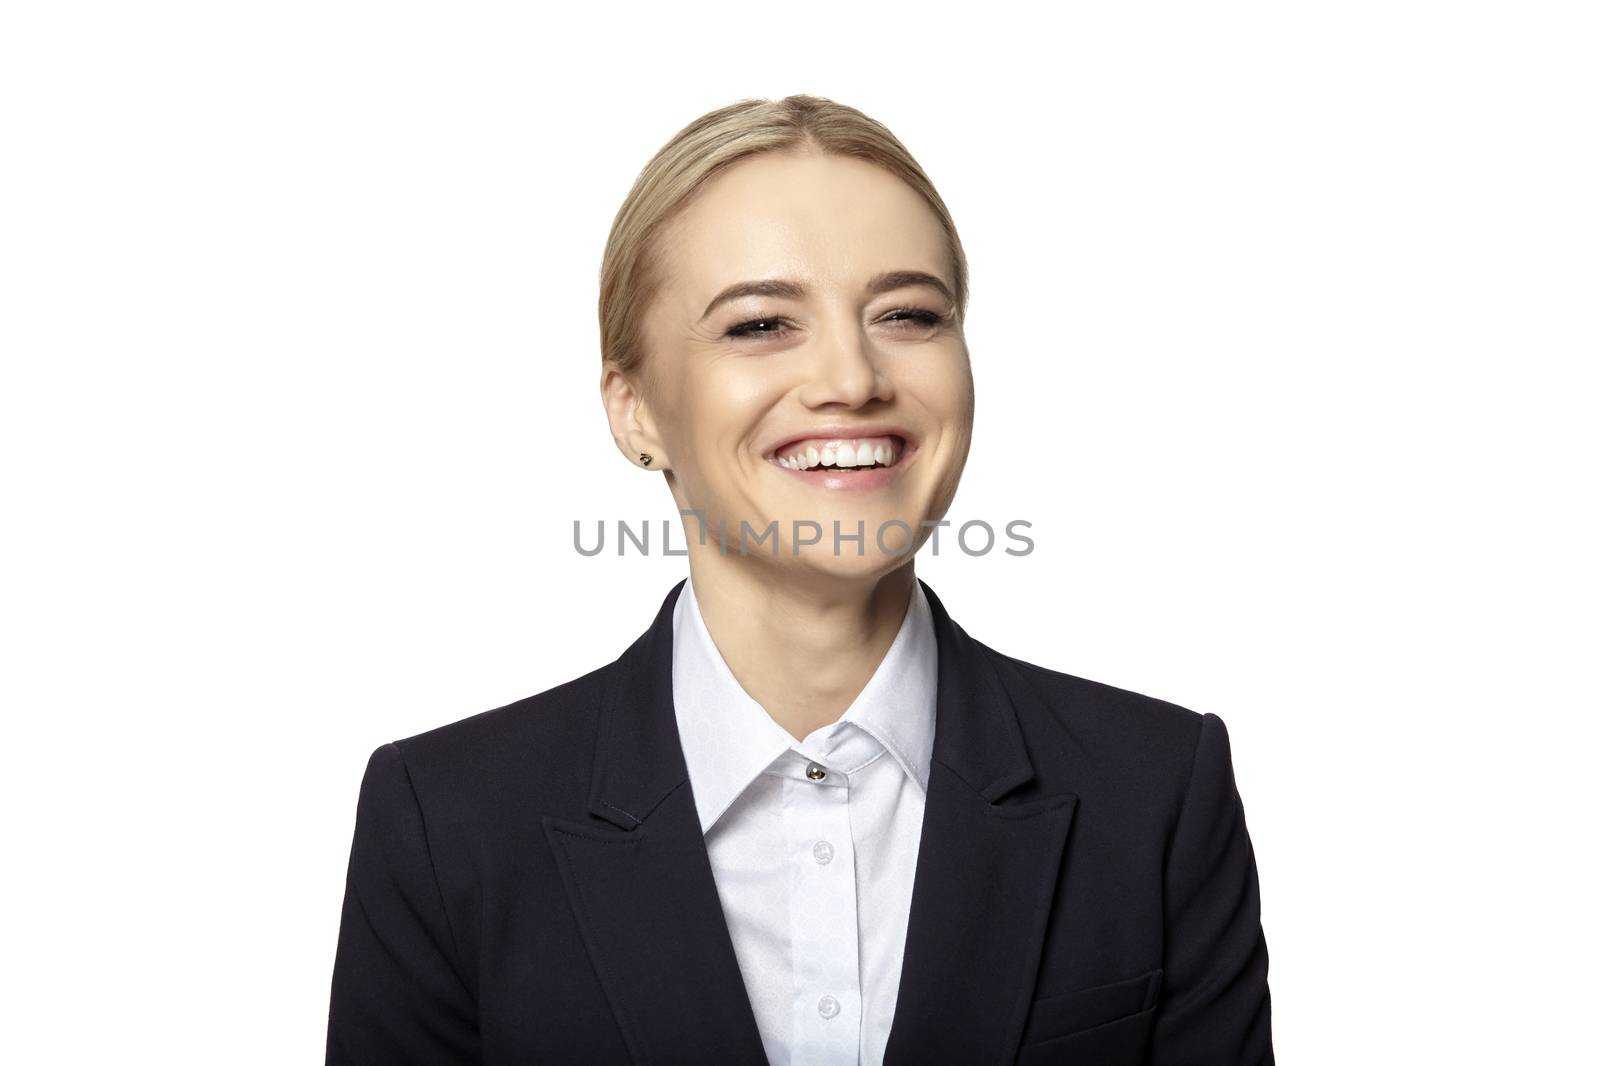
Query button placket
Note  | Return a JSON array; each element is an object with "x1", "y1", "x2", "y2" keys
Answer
[{"x1": 784, "y1": 763, "x2": 859, "y2": 1061}]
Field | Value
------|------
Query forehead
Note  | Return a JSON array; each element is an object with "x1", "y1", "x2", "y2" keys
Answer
[{"x1": 655, "y1": 151, "x2": 950, "y2": 313}]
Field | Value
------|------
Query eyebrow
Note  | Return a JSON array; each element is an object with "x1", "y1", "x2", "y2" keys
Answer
[{"x1": 698, "y1": 270, "x2": 955, "y2": 322}]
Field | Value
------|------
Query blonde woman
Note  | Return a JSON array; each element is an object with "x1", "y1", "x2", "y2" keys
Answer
[{"x1": 326, "y1": 95, "x2": 1274, "y2": 1065}]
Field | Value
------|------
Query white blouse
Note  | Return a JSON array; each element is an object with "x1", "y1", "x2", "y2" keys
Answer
[{"x1": 671, "y1": 575, "x2": 939, "y2": 1066}]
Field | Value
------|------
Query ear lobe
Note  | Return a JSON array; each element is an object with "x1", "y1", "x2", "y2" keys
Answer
[
  {"x1": 634, "y1": 444, "x2": 669, "y2": 471},
  {"x1": 600, "y1": 363, "x2": 668, "y2": 470}
]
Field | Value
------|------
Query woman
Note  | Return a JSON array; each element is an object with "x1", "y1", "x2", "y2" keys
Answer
[{"x1": 326, "y1": 95, "x2": 1274, "y2": 1066}]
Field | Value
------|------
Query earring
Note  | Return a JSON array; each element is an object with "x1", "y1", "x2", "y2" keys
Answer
[{"x1": 638, "y1": 453, "x2": 653, "y2": 467}]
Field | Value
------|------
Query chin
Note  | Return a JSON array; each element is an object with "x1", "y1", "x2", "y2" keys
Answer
[
  {"x1": 756, "y1": 500, "x2": 927, "y2": 560},
  {"x1": 787, "y1": 547, "x2": 916, "y2": 585}
]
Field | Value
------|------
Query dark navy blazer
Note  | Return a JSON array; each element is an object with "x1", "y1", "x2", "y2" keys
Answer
[{"x1": 326, "y1": 578, "x2": 1274, "y2": 1064}]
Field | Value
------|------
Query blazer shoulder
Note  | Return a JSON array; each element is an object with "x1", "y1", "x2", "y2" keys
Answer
[
  {"x1": 379, "y1": 659, "x2": 616, "y2": 792},
  {"x1": 978, "y1": 638, "x2": 1210, "y2": 772}
]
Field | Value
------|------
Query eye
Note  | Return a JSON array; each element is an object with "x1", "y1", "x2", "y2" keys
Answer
[
  {"x1": 882, "y1": 307, "x2": 945, "y2": 329},
  {"x1": 724, "y1": 316, "x2": 795, "y2": 340}
]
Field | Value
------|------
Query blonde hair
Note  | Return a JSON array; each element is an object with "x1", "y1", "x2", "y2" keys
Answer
[{"x1": 598, "y1": 94, "x2": 969, "y2": 384}]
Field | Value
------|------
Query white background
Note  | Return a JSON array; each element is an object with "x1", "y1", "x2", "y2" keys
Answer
[{"x1": 3, "y1": 2, "x2": 1595, "y2": 1061}]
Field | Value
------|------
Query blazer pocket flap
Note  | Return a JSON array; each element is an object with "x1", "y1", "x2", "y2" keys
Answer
[{"x1": 1020, "y1": 967, "x2": 1163, "y2": 1045}]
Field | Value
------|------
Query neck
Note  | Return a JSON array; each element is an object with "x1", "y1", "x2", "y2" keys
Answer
[{"x1": 685, "y1": 557, "x2": 917, "y2": 743}]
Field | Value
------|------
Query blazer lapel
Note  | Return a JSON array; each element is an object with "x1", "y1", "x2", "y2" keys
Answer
[
  {"x1": 882, "y1": 581, "x2": 1078, "y2": 1066},
  {"x1": 541, "y1": 578, "x2": 770, "y2": 1066},
  {"x1": 543, "y1": 576, "x2": 1078, "y2": 1066}
]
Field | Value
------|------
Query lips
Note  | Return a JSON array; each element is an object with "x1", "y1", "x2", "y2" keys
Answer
[
  {"x1": 762, "y1": 424, "x2": 916, "y2": 462},
  {"x1": 769, "y1": 435, "x2": 898, "y2": 470},
  {"x1": 760, "y1": 424, "x2": 919, "y2": 492}
]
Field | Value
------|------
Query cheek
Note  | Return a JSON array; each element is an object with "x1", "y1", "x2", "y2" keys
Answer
[
  {"x1": 670, "y1": 365, "x2": 775, "y2": 468},
  {"x1": 708, "y1": 363, "x2": 790, "y2": 425},
  {"x1": 904, "y1": 349, "x2": 975, "y2": 427},
  {"x1": 702, "y1": 360, "x2": 788, "y2": 429}
]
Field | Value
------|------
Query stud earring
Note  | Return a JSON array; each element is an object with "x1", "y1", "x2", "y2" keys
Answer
[{"x1": 638, "y1": 453, "x2": 653, "y2": 467}]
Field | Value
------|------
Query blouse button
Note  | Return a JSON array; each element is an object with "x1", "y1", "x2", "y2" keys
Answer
[{"x1": 805, "y1": 762, "x2": 827, "y2": 781}]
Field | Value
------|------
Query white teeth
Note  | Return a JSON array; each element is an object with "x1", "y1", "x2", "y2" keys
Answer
[{"x1": 772, "y1": 436, "x2": 902, "y2": 471}]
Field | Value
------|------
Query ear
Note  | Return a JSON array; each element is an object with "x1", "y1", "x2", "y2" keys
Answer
[{"x1": 600, "y1": 361, "x2": 669, "y2": 471}]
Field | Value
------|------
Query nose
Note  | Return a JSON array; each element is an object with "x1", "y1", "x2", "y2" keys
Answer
[{"x1": 796, "y1": 322, "x2": 894, "y2": 410}]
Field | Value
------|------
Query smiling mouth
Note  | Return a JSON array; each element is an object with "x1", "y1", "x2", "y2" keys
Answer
[{"x1": 765, "y1": 434, "x2": 911, "y2": 473}]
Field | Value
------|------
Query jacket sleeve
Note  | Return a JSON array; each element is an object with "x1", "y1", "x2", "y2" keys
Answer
[
  {"x1": 1150, "y1": 712, "x2": 1275, "y2": 1064},
  {"x1": 326, "y1": 742, "x2": 479, "y2": 1065}
]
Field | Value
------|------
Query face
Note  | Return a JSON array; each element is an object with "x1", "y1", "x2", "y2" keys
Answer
[{"x1": 604, "y1": 149, "x2": 975, "y2": 584}]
